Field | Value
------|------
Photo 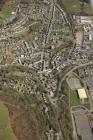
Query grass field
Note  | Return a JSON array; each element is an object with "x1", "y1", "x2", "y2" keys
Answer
[
  {"x1": 69, "y1": 90, "x2": 80, "y2": 107},
  {"x1": 63, "y1": 0, "x2": 92, "y2": 14},
  {"x1": 0, "y1": 102, "x2": 17, "y2": 140},
  {"x1": 2, "y1": 4, "x2": 16, "y2": 18}
]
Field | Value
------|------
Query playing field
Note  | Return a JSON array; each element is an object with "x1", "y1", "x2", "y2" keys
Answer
[
  {"x1": 0, "y1": 102, "x2": 17, "y2": 140},
  {"x1": 69, "y1": 90, "x2": 80, "y2": 107}
]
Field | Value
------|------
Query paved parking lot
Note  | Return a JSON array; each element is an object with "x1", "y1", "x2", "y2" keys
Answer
[{"x1": 74, "y1": 108, "x2": 93, "y2": 140}]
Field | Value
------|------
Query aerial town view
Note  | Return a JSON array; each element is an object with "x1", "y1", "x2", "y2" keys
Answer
[{"x1": 0, "y1": 0, "x2": 93, "y2": 140}]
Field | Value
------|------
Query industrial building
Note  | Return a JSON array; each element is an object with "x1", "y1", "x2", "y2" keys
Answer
[{"x1": 77, "y1": 88, "x2": 88, "y2": 103}]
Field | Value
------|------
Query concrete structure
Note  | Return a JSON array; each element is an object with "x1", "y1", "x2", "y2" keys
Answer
[
  {"x1": 67, "y1": 76, "x2": 82, "y2": 90},
  {"x1": 74, "y1": 109, "x2": 93, "y2": 140}
]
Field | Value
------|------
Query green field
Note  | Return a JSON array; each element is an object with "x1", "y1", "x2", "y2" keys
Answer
[
  {"x1": 2, "y1": 4, "x2": 16, "y2": 18},
  {"x1": 63, "y1": 0, "x2": 92, "y2": 14},
  {"x1": 69, "y1": 90, "x2": 80, "y2": 107},
  {"x1": 0, "y1": 102, "x2": 17, "y2": 140}
]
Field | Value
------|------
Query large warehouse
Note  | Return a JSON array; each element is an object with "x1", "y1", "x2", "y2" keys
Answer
[{"x1": 77, "y1": 88, "x2": 88, "y2": 103}]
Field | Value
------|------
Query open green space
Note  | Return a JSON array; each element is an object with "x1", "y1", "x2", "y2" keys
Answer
[
  {"x1": 63, "y1": 0, "x2": 80, "y2": 11},
  {"x1": 2, "y1": 4, "x2": 16, "y2": 18},
  {"x1": 0, "y1": 102, "x2": 17, "y2": 140},
  {"x1": 69, "y1": 89, "x2": 80, "y2": 107},
  {"x1": 63, "y1": 0, "x2": 92, "y2": 14}
]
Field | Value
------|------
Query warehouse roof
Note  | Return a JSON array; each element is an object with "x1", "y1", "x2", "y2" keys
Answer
[{"x1": 78, "y1": 88, "x2": 87, "y2": 99}]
